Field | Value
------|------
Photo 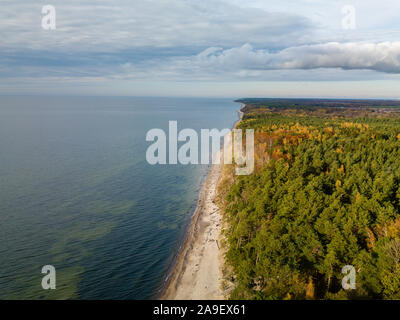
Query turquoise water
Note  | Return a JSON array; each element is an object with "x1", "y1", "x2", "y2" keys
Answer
[{"x1": 0, "y1": 96, "x2": 238, "y2": 299}]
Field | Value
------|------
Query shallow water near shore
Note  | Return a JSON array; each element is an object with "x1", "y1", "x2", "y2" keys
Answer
[{"x1": 0, "y1": 96, "x2": 238, "y2": 299}]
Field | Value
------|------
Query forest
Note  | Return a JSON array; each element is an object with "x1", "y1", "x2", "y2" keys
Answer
[{"x1": 219, "y1": 100, "x2": 400, "y2": 299}]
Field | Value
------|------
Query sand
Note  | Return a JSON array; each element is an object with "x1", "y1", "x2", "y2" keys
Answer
[
  {"x1": 161, "y1": 106, "x2": 244, "y2": 300},
  {"x1": 161, "y1": 154, "x2": 224, "y2": 300}
]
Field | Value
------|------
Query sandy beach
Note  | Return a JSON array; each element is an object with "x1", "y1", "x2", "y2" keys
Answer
[
  {"x1": 161, "y1": 106, "x2": 244, "y2": 300},
  {"x1": 161, "y1": 154, "x2": 224, "y2": 299}
]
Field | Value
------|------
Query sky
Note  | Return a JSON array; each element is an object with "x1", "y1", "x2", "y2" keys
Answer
[{"x1": 1, "y1": 0, "x2": 400, "y2": 98}]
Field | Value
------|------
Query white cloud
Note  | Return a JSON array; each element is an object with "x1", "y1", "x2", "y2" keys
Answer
[
  {"x1": 122, "y1": 42, "x2": 400, "y2": 80},
  {"x1": 277, "y1": 42, "x2": 400, "y2": 73}
]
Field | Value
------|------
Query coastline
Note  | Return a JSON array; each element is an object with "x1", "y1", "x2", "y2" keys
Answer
[{"x1": 160, "y1": 103, "x2": 245, "y2": 300}]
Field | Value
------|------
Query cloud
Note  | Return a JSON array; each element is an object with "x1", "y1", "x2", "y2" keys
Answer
[
  {"x1": 12, "y1": 41, "x2": 398, "y2": 82},
  {"x1": 276, "y1": 42, "x2": 400, "y2": 73},
  {"x1": 124, "y1": 42, "x2": 400, "y2": 79},
  {"x1": 0, "y1": 0, "x2": 312, "y2": 52},
  {"x1": 0, "y1": 0, "x2": 314, "y2": 81},
  {"x1": 2, "y1": 0, "x2": 400, "y2": 95}
]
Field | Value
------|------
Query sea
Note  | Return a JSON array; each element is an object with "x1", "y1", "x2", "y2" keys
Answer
[{"x1": 0, "y1": 96, "x2": 239, "y2": 299}]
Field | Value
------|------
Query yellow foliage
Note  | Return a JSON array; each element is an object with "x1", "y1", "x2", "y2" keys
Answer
[
  {"x1": 341, "y1": 122, "x2": 362, "y2": 129},
  {"x1": 366, "y1": 227, "x2": 376, "y2": 251},
  {"x1": 335, "y1": 180, "x2": 342, "y2": 188},
  {"x1": 297, "y1": 137, "x2": 303, "y2": 144},
  {"x1": 374, "y1": 218, "x2": 400, "y2": 239},
  {"x1": 324, "y1": 126, "x2": 334, "y2": 134},
  {"x1": 387, "y1": 218, "x2": 400, "y2": 238},
  {"x1": 305, "y1": 277, "x2": 315, "y2": 299}
]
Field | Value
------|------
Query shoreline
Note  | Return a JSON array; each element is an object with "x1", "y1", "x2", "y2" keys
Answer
[{"x1": 160, "y1": 103, "x2": 245, "y2": 300}]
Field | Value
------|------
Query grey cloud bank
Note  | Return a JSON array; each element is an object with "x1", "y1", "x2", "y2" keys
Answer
[{"x1": 1, "y1": 0, "x2": 312, "y2": 51}]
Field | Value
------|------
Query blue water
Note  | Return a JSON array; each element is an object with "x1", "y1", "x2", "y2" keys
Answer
[{"x1": 0, "y1": 96, "x2": 238, "y2": 299}]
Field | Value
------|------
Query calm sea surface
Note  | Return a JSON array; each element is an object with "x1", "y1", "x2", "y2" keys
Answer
[{"x1": 0, "y1": 96, "x2": 238, "y2": 299}]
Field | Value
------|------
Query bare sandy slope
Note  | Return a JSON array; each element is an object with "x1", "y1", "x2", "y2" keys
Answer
[{"x1": 161, "y1": 156, "x2": 224, "y2": 300}]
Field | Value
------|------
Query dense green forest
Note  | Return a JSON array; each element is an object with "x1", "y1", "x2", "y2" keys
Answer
[{"x1": 220, "y1": 101, "x2": 400, "y2": 299}]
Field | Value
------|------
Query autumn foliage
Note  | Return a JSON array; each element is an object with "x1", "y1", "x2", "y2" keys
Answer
[{"x1": 223, "y1": 103, "x2": 400, "y2": 299}]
